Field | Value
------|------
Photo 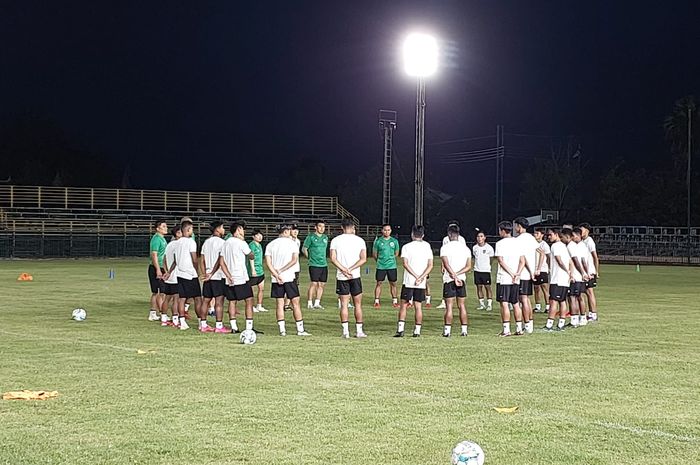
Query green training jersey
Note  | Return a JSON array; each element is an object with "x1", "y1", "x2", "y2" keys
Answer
[
  {"x1": 246, "y1": 241, "x2": 264, "y2": 276},
  {"x1": 373, "y1": 236, "x2": 400, "y2": 270},
  {"x1": 302, "y1": 233, "x2": 329, "y2": 267},
  {"x1": 223, "y1": 232, "x2": 232, "y2": 240},
  {"x1": 149, "y1": 233, "x2": 167, "y2": 267}
]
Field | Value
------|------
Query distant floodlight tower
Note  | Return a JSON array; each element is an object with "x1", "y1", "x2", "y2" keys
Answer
[
  {"x1": 379, "y1": 110, "x2": 397, "y2": 225},
  {"x1": 403, "y1": 32, "x2": 438, "y2": 226}
]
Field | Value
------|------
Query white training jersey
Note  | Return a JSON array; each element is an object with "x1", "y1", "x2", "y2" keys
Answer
[
  {"x1": 440, "y1": 241, "x2": 472, "y2": 283},
  {"x1": 201, "y1": 236, "x2": 225, "y2": 281},
  {"x1": 516, "y1": 231, "x2": 540, "y2": 281},
  {"x1": 567, "y1": 241, "x2": 585, "y2": 282},
  {"x1": 472, "y1": 243, "x2": 495, "y2": 272},
  {"x1": 164, "y1": 239, "x2": 179, "y2": 284},
  {"x1": 174, "y1": 237, "x2": 198, "y2": 280},
  {"x1": 401, "y1": 240, "x2": 434, "y2": 289},
  {"x1": 549, "y1": 241, "x2": 571, "y2": 287},
  {"x1": 495, "y1": 236, "x2": 522, "y2": 285},
  {"x1": 221, "y1": 237, "x2": 251, "y2": 285},
  {"x1": 583, "y1": 236, "x2": 597, "y2": 275},
  {"x1": 291, "y1": 237, "x2": 301, "y2": 273},
  {"x1": 265, "y1": 237, "x2": 299, "y2": 284},
  {"x1": 441, "y1": 235, "x2": 466, "y2": 246},
  {"x1": 537, "y1": 241, "x2": 551, "y2": 273},
  {"x1": 329, "y1": 233, "x2": 367, "y2": 280}
]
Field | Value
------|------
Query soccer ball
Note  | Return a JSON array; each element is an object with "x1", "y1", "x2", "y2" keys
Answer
[
  {"x1": 239, "y1": 329, "x2": 257, "y2": 345},
  {"x1": 451, "y1": 441, "x2": 485, "y2": 465},
  {"x1": 71, "y1": 308, "x2": 87, "y2": 321}
]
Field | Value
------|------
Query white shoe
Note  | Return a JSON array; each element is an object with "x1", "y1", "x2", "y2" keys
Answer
[
  {"x1": 341, "y1": 333, "x2": 350, "y2": 339},
  {"x1": 313, "y1": 304, "x2": 325, "y2": 310},
  {"x1": 148, "y1": 311, "x2": 159, "y2": 321},
  {"x1": 307, "y1": 304, "x2": 314, "y2": 309},
  {"x1": 486, "y1": 305, "x2": 492, "y2": 312},
  {"x1": 253, "y1": 307, "x2": 260, "y2": 313},
  {"x1": 297, "y1": 331, "x2": 311, "y2": 336},
  {"x1": 476, "y1": 304, "x2": 486, "y2": 310},
  {"x1": 280, "y1": 332, "x2": 287, "y2": 337},
  {"x1": 179, "y1": 320, "x2": 190, "y2": 330},
  {"x1": 579, "y1": 317, "x2": 588, "y2": 326},
  {"x1": 436, "y1": 301, "x2": 447, "y2": 309},
  {"x1": 258, "y1": 306, "x2": 269, "y2": 312},
  {"x1": 355, "y1": 332, "x2": 368, "y2": 338}
]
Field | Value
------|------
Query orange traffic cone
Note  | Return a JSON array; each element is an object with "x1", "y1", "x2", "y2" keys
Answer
[{"x1": 17, "y1": 273, "x2": 33, "y2": 281}]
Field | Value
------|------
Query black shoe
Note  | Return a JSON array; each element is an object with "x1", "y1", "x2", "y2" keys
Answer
[
  {"x1": 230, "y1": 329, "x2": 240, "y2": 334},
  {"x1": 393, "y1": 331, "x2": 404, "y2": 338},
  {"x1": 541, "y1": 326, "x2": 554, "y2": 332},
  {"x1": 412, "y1": 333, "x2": 420, "y2": 338},
  {"x1": 460, "y1": 332, "x2": 468, "y2": 337},
  {"x1": 442, "y1": 332, "x2": 451, "y2": 337},
  {"x1": 253, "y1": 328, "x2": 264, "y2": 335}
]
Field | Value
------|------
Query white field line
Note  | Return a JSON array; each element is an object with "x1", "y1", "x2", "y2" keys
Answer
[{"x1": 1, "y1": 329, "x2": 698, "y2": 444}]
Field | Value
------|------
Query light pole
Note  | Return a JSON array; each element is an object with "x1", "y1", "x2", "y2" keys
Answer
[
  {"x1": 687, "y1": 105, "x2": 693, "y2": 263},
  {"x1": 403, "y1": 33, "x2": 437, "y2": 226}
]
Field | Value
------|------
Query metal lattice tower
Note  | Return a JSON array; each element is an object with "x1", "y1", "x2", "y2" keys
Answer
[{"x1": 379, "y1": 110, "x2": 397, "y2": 225}]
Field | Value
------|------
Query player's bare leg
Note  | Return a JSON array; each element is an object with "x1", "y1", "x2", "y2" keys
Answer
[
  {"x1": 586, "y1": 287, "x2": 598, "y2": 321},
  {"x1": 412, "y1": 301, "x2": 424, "y2": 336},
  {"x1": 228, "y1": 300, "x2": 240, "y2": 333},
  {"x1": 443, "y1": 297, "x2": 454, "y2": 336},
  {"x1": 291, "y1": 296, "x2": 309, "y2": 335},
  {"x1": 275, "y1": 298, "x2": 286, "y2": 335},
  {"x1": 457, "y1": 297, "x2": 468, "y2": 335},
  {"x1": 373, "y1": 281, "x2": 383, "y2": 307},
  {"x1": 340, "y1": 294, "x2": 352, "y2": 337},
  {"x1": 395, "y1": 300, "x2": 409, "y2": 337},
  {"x1": 352, "y1": 293, "x2": 366, "y2": 337}
]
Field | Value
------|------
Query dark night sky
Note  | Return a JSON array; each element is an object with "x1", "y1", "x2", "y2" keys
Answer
[{"x1": 1, "y1": 1, "x2": 698, "y2": 194}]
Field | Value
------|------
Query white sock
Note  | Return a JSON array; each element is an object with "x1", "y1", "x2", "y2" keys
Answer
[
  {"x1": 502, "y1": 322, "x2": 511, "y2": 334},
  {"x1": 374, "y1": 298, "x2": 380, "y2": 304},
  {"x1": 397, "y1": 320, "x2": 405, "y2": 333},
  {"x1": 356, "y1": 323, "x2": 363, "y2": 334},
  {"x1": 591, "y1": 311, "x2": 598, "y2": 320},
  {"x1": 546, "y1": 318, "x2": 554, "y2": 329},
  {"x1": 572, "y1": 315, "x2": 579, "y2": 326},
  {"x1": 515, "y1": 321, "x2": 523, "y2": 333},
  {"x1": 230, "y1": 319, "x2": 238, "y2": 331},
  {"x1": 199, "y1": 319, "x2": 207, "y2": 329},
  {"x1": 558, "y1": 318, "x2": 566, "y2": 329},
  {"x1": 184, "y1": 303, "x2": 190, "y2": 312},
  {"x1": 487, "y1": 299, "x2": 493, "y2": 307},
  {"x1": 461, "y1": 325, "x2": 468, "y2": 335},
  {"x1": 443, "y1": 325, "x2": 451, "y2": 336},
  {"x1": 215, "y1": 321, "x2": 223, "y2": 329},
  {"x1": 546, "y1": 304, "x2": 550, "y2": 311},
  {"x1": 341, "y1": 321, "x2": 349, "y2": 335},
  {"x1": 307, "y1": 300, "x2": 313, "y2": 307},
  {"x1": 160, "y1": 313, "x2": 169, "y2": 322},
  {"x1": 392, "y1": 297, "x2": 398, "y2": 304},
  {"x1": 314, "y1": 299, "x2": 320, "y2": 307},
  {"x1": 414, "y1": 324, "x2": 422, "y2": 335},
  {"x1": 535, "y1": 303, "x2": 541, "y2": 311},
  {"x1": 426, "y1": 295, "x2": 431, "y2": 304},
  {"x1": 173, "y1": 315, "x2": 180, "y2": 326},
  {"x1": 479, "y1": 298, "x2": 485, "y2": 306},
  {"x1": 246, "y1": 319, "x2": 253, "y2": 330},
  {"x1": 580, "y1": 316, "x2": 588, "y2": 326},
  {"x1": 277, "y1": 320, "x2": 286, "y2": 334},
  {"x1": 295, "y1": 320, "x2": 305, "y2": 333},
  {"x1": 525, "y1": 321, "x2": 534, "y2": 332}
]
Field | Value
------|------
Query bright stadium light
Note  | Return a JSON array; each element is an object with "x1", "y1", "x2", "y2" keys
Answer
[
  {"x1": 403, "y1": 33, "x2": 438, "y2": 77},
  {"x1": 403, "y1": 32, "x2": 438, "y2": 225}
]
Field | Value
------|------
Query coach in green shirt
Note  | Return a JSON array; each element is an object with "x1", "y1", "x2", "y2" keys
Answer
[
  {"x1": 302, "y1": 220, "x2": 329, "y2": 310},
  {"x1": 372, "y1": 224, "x2": 400, "y2": 308},
  {"x1": 148, "y1": 219, "x2": 168, "y2": 321}
]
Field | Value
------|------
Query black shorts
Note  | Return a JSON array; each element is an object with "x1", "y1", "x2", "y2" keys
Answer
[
  {"x1": 336, "y1": 278, "x2": 363, "y2": 296},
  {"x1": 533, "y1": 272, "x2": 549, "y2": 286},
  {"x1": 568, "y1": 282, "x2": 586, "y2": 297},
  {"x1": 401, "y1": 286, "x2": 426, "y2": 303},
  {"x1": 519, "y1": 279, "x2": 533, "y2": 296},
  {"x1": 586, "y1": 275, "x2": 597, "y2": 289},
  {"x1": 549, "y1": 285, "x2": 569, "y2": 302},
  {"x1": 148, "y1": 265, "x2": 166, "y2": 293},
  {"x1": 375, "y1": 268, "x2": 398, "y2": 283},
  {"x1": 443, "y1": 281, "x2": 466, "y2": 299},
  {"x1": 163, "y1": 281, "x2": 179, "y2": 296},
  {"x1": 177, "y1": 277, "x2": 201, "y2": 299},
  {"x1": 248, "y1": 275, "x2": 265, "y2": 286},
  {"x1": 271, "y1": 282, "x2": 300, "y2": 299},
  {"x1": 202, "y1": 279, "x2": 226, "y2": 298},
  {"x1": 496, "y1": 283, "x2": 519, "y2": 304},
  {"x1": 473, "y1": 271, "x2": 491, "y2": 286},
  {"x1": 309, "y1": 266, "x2": 328, "y2": 283},
  {"x1": 226, "y1": 282, "x2": 254, "y2": 301}
]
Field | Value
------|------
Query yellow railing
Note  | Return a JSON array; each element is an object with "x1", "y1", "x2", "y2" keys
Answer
[{"x1": 0, "y1": 185, "x2": 343, "y2": 217}]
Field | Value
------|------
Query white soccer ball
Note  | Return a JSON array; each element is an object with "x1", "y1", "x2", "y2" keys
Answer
[
  {"x1": 71, "y1": 308, "x2": 87, "y2": 321},
  {"x1": 239, "y1": 329, "x2": 257, "y2": 345},
  {"x1": 451, "y1": 440, "x2": 485, "y2": 465}
]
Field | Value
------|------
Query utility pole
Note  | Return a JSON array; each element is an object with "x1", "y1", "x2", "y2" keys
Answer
[{"x1": 379, "y1": 110, "x2": 397, "y2": 226}]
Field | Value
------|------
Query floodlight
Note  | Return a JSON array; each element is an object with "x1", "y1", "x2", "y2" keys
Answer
[{"x1": 403, "y1": 33, "x2": 438, "y2": 77}]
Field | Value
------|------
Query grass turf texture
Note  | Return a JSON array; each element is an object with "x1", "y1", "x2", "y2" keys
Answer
[{"x1": 1, "y1": 259, "x2": 699, "y2": 465}]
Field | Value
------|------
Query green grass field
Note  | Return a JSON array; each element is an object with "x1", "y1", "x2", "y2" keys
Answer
[{"x1": 1, "y1": 258, "x2": 698, "y2": 465}]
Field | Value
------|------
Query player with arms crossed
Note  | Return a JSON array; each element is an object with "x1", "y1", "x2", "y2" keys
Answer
[
  {"x1": 218, "y1": 220, "x2": 256, "y2": 334},
  {"x1": 330, "y1": 219, "x2": 368, "y2": 338},
  {"x1": 440, "y1": 224, "x2": 472, "y2": 337},
  {"x1": 472, "y1": 230, "x2": 495, "y2": 311},
  {"x1": 543, "y1": 228, "x2": 573, "y2": 331},
  {"x1": 303, "y1": 220, "x2": 329, "y2": 310},
  {"x1": 533, "y1": 227, "x2": 551, "y2": 313},
  {"x1": 394, "y1": 225, "x2": 434, "y2": 337},
  {"x1": 495, "y1": 221, "x2": 526, "y2": 337},
  {"x1": 579, "y1": 223, "x2": 599, "y2": 322},
  {"x1": 200, "y1": 221, "x2": 227, "y2": 333},
  {"x1": 372, "y1": 224, "x2": 400, "y2": 308},
  {"x1": 265, "y1": 224, "x2": 310, "y2": 336},
  {"x1": 148, "y1": 219, "x2": 168, "y2": 321}
]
